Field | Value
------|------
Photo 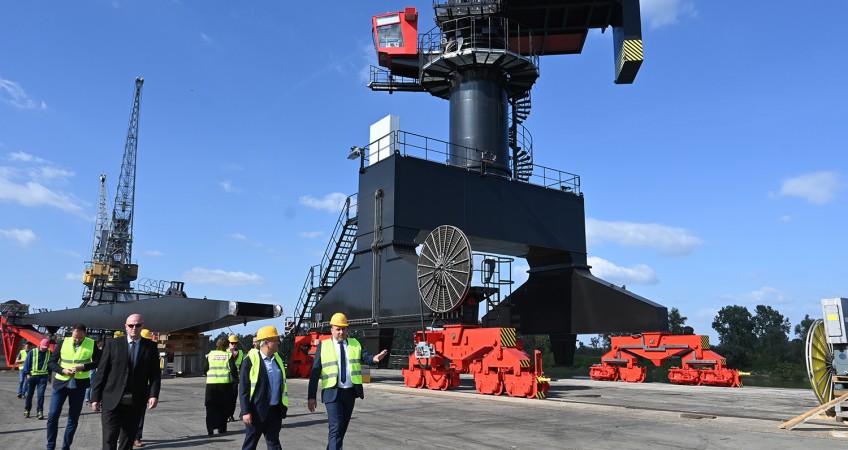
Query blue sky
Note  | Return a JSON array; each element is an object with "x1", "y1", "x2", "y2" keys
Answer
[{"x1": 1, "y1": 1, "x2": 845, "y2": 346}]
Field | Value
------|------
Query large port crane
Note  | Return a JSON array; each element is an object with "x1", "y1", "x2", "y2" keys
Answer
[{"x1": 81, "y1": 173, "x2": 109, "y2": 306}]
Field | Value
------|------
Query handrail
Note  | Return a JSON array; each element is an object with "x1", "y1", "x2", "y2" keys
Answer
[{"x1": 361, "y1": 130, "x2": 580, "y2": 194}]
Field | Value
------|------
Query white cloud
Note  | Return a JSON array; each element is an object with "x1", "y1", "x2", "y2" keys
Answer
[
  {"x1": 299, "y1": 231, "x2": 323, "y2": 239},
  {"x1": 9, "y1": 151, "x2": 46, "y2": 163},
  {"x1": 0, "y1": 79, "x2": 48, "y2": 110},
  {"x1": 29, "y1": 166, "x2": 75, "y2": 182},
  {"x1": 776, "y1": 171, "x2": 840, "y2": 205},
  {"x1": 640, "y1": 0, "x2": 697, "y2": 29},
  {"x1": 299, "y1": 192, "x2": 348, "y2": 212},
  {"x1": 719, "y1": 286, "x2": 791, "y2": 305},
  {"x1": 0, "y1": 228, "x2": 37, "y2": 245},
  {"x1": 512, "y1": 264, "x2": 530, "y2": 286},
  {"x1": 257, "y1": 293, "x2": 273, "y2": 299},
  {"x1": 220, "y1": 180, "x2": 241, "y2": 193},
  {"x1": 779, "y1": 215, "x2": 793, "y2": 223},
  {"x1": 359, "y1": 42, "x2": 378, "y2": 83},
  {"x1": 0, "y1": 175, "x2": 86, "y2": 216},
  {"x1": 200, "y1": 33, "x2": 212, "y2": 44},
  {"x1": 588, "y1": 256, "x2": 658, "y2": 285},
  {"x1": 230, "y1": 233, "x2": 247, "y2": 240},
  {"x1": 586, "y1": 218, "x2": 702, "y2": 257},
  {"x1": 146, "y1": 250, "x2": 163, "y2": 257},
  {"x1": 64, "y1": 272, "x2": 79, "y2": 281},
  {"x1": 182, "y1": 267, "x2": 264, "y2": 286}
]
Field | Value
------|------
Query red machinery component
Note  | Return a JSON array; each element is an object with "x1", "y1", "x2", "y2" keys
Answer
[
  {"x1": 1, "y1": 315, "x2": 53, "y2": 368},
  {"x1": 589, "y1": 332, "x2": 742, "y2": 387},
  {"x1": 401, "y1": 324, "x2": 550, "y2": 399},
  {"x1": 286, "y1": 331, "x2": 325, "y2": 378},
  {"x1": 372, "y1": 7, "x2": 419, "y2": 78}
]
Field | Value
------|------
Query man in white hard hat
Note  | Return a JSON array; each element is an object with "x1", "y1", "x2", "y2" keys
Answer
[
  {"x1": 239, "y1": 325, "x2": 288, "y2": 450},
  {"x1": 307, "y1": 312, "x2": 388, "y2": 450}
]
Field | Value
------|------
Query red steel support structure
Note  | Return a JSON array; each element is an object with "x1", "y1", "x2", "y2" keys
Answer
[
  {"x1": 589, "y1": 332, "x2": 742, "y2": 387},
  {"x1": 1, "y1": 316, "x2": 52, "y2": 368}
]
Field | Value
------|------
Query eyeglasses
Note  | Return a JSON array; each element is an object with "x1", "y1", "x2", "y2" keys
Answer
[{"x1": 126, "y1": 324, "x2": 144, "y2": 328}]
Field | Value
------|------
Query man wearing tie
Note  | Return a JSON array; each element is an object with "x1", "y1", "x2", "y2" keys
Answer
[
  {"x1": 46, "y1": 323, "x2": 101, "y2": 450},
  {"x1": 90, "y1": 314, "x2": 161, "y2": 450},
  {"x1": 308, "y1": 313, "x2": 388, "y2": 450}
]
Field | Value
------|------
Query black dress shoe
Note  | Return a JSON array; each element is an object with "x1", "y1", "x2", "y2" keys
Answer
[{"x1": 207, "y1": 429, "x2": 214, "y2": 436}]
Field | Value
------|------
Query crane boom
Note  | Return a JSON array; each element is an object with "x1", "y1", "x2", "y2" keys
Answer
[
  {"x1": 104, "y1": 77, "x2": 143, "y2": 291},
  {"x1": 82, "y1": 174, "x2": 110, "y2": 299}
]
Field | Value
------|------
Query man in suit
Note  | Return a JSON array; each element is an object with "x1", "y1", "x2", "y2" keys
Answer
[
  {"x1": 239, "y1": 325, "x2": 288, "y2": 450},
  {"x1": 90, "y1": 314, "x2": 161, "y2": 450},
  {"x1": 46, "y1": 323, "x2": 102, "y2": 450},
  {"x1": 307, "y1": 313, "x2": 388, "y2": 450}
]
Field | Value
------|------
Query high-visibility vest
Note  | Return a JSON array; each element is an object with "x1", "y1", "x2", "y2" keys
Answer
[
  {"x1": 55, "y1": 337, "x2": 95, "y2": 381},
  {"x1": 247, "y1": 351, "x2": 288, "y2": 407},
  {"x1": 206, "y1": 350, "x2": 232, "y2": 384},
  {"x1": 234, "y1": 349, "x2": 244, "y2": 370},
  {"x1": 319, "y1": 338, "x2": 363, "y2": 390},
  {"x1": 30, "y1": 349, "x2": 51, "y2": 376},
  {"x1": 16, "y1": 349, "x2": 27, "y2": 369}
]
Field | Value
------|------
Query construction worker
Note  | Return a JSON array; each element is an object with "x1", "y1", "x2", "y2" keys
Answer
[
  {"x1": 239, "y1": 325, "x2": 288, "y2": 450},
  {"x1": 16, "y1": 341, "x2": 35, "y2": 398},
  {"x1": 46, "y1": 323, "x2": 102, "y2": 450},
  {"x1": 22, "y1": 338, "x2": 52, "y2": 419},
  {"x1": 203, "y1": 337, "x2": 237, "y2": 436},
  {"x1": 227, "y1": 334, "x2": 243, "y2": 422},
  {"x1": 307, "y1": 313, "x2": 388, "y2": 450}
]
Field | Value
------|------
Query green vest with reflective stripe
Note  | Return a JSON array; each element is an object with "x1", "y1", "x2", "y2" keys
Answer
[
  {"x1": 31, "y1": 349, "x2": 51, "y2": 376},
  {"x1": 319, "y1": 338, "x2": 363, "y2": 390},
  {"x1": 234, "y1": 349, "x2": 244, "y2": 370},
  {"x1": 206, "y1": 350, "x2": 232, "y2": 384},
  {"x1": 55, "y1": 337, "x2": 95, "y2": 381},
  {"x1": 247, "y1": 351, "x2": 288, "y2": 407},
  {"x1": 16, "y1": 349, "x2": 27, "y2": 370}
]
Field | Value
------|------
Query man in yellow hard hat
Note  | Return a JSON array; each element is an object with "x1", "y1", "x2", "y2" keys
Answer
[
  {"x1": 307, "y1": 313, "x2": 388, "y2": 450},
  {"x1": 239, "y1": 325, "x2": 288, "y2": 450},
  {"x1": 227, "y1": 334, "x2": 243, "y2": 422}
]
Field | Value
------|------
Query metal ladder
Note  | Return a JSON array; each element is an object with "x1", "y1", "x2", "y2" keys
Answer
[
  {"x1": 510, "y1": 94, "x2": 534, "y2": 181},
  {"x1": 282, "y1": 195, "x2": 358, "y2": 360}
]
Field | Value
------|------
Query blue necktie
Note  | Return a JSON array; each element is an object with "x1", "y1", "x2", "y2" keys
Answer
[{"x1": 339, "y1": 342, "x2": 346, "y2": 384}]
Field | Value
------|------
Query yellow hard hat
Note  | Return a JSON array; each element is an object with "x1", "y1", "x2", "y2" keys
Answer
[
  {"x1": 114, "y1": 330, "x2": 125, "y2": 338},
  {"x1": 329, "y1": 312, "x2": 349, "y2": 327},
  {"x1": 141, "y1": 329, "x2": 152, "y2": 339},
  {"x1": 256, "y1": 325, "x2": 281, "y2": 341},
  {"x1": 228, "y1": 334, "x2": 239, "y2": 343}
]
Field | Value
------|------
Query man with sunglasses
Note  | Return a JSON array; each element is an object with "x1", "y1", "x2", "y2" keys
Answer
[
  {"x1": 46, "y1": 323, "x2": 101, "y2": 450},
  {"x1": 91, "y1": 314, "x2": 161, "y2": 450}
]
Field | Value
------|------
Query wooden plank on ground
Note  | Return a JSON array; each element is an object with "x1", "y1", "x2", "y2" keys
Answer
[{"x1": 779, "y1": 392, "x2": 848, "y2": 430}]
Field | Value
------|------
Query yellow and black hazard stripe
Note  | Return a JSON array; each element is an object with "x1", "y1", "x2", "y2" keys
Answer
[
  {"x1": 701, "y1": 335, "x2": 711, "y2": 350},
  {"x1": 519, "y1": 359, "x2": 530, "y2": 367},
  {"x1": 500, "y1": 328, "x2": 517, "y2": 348},
  {"x1": 617, "y1": 39, "x2": 643, "y2": 74}
]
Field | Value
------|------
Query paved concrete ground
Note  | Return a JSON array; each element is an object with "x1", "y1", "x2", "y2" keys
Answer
[{"x1": 1, "y1": 369, "x2": 846, "y2": 449}]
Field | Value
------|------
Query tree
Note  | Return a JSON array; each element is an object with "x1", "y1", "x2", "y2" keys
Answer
[
  {"x1": 712, "y1": 305, "x2": 756, "y2": 367},
  {"x1": 668, "y1": 307, "x2": 694, "y2": 335},
  {"x1": 752, "y1": 304, "x2": 790, "y2": 344},
  {"x1": 794, "y1": 314, "x2": 815, "y2": 341}
]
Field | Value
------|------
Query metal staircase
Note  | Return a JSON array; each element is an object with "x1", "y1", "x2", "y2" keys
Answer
[
  {"x1": 282, "y1": 195, "x2": 358, "y2": 360},
  {"x1": 510, "y1": 94, "x2": 534, "y2": 181}
]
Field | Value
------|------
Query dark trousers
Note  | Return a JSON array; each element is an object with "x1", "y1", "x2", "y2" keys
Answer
[
  {"x1": 46, "y1": 385, "x2": 86, "y2": 450},
  {"x1": 230, "y1": 382, "x2": 239, "y2": 417},
  {"x1": 24, "y1": 374, "x2": 48, "y2": 412},
  {"x1": 18, "y1": 369, "x2": 29, "y2": 395},
  {"x1": 241, "y1": 404, "x2": 283, "y2": 450},
  {"x1": 101, "y1": 403, "x2": 144, "y2": 450},
  {"x1": 325, "y1": 388, "x2": 356, "y2": 450}
]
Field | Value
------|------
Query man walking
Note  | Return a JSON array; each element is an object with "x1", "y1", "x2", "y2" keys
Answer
[
  {"x1": 16, "y1": 341, "x2": 34, "y2": 398},
  {"x1": 23, "y1": 338, "x2": 52, "y2": 419},
  {"x1": 227, "y1": 334, "x2": 244, "y2": 422},
  {"x1": 239, "y1": 325, "x2": 288, "y2": 450},
  {"x1": 46, "y1": 323, "x2": 102, "y2": 450},
  {"x1": 307, "y1": 313, "x2": 388, "y2": 450},
  {"x1": 90, "y1": 314, "x2": 161, "y2": 450}
]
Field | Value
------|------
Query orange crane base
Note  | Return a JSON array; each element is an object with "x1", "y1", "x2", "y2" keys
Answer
[{"x1": 589, "y1": 332, "x2": 742, "y2": 387}]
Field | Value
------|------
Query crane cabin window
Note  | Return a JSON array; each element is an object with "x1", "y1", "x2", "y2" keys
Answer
[{"x1": 376, "y1": 15, "x2": 403, "y2": 48}]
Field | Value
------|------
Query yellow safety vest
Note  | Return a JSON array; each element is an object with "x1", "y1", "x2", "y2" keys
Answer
[
  {"x1": 247, "y1": 351, "x2": 288, "y2": 407},
  {"x1": 319, "y1": 338, "x2": 363, "y2": 390},
  {"x1": 55, "y1": 337, "x2": 95, "y2": 381},
  {"x1": 206, "y1": 350, "x2": 232, "y2": 384},
  {"x1": 16, "y1": 349, "x2": 27, "y2": 370},
  {"x1": 234, "y1": 349, "x2": 244, "y2": 370},
  {"x1": 30, "y1": 349, "x2": 51, "y2": 376}
]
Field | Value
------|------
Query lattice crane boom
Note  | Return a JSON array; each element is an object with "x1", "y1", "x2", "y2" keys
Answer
[{"x1": 104, "y1": 77, "x2": 143, "y2": 291}]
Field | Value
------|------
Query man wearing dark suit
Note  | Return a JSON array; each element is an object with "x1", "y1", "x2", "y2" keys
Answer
[
  {"x1": 308, "y1": 313, "x2": 388, "y2": 450},
  {"x1": 90, "y1": 314, "x2": 161, "y2": 450},
  {"x1": 239, "y1": 325, "x2": 288, "y2": 450}
]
